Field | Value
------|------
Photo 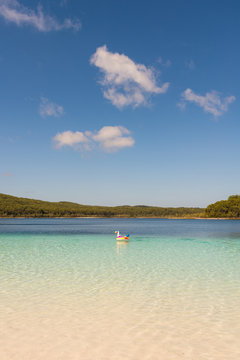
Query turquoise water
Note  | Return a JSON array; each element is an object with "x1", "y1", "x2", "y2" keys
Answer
[{"x1": 0, "y1": 219, "x2": 240, "y2": 359}]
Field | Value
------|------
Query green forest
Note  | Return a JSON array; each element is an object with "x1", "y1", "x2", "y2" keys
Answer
[
  {"x1": 1, "y1": 193, "x2": 240, "y2": 218},
  {"x1": 0, "y1": 193, "x2": 204, "y2": 218},
  {"x1": 205, "y1": 195, "x2": 240, "y2": 218}
]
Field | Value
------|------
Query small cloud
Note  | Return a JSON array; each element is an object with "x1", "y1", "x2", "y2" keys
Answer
[
  {"x1": 91, "y1": 126, "x2": 135, "y2": 152},
  {"x1": 165, "y1": 59, "x2": 171, "y2": 68},
  {"x1": 90, "y1": 45, "x2": 169, "y2": 109},
  {"x1": 2, "y1": 172, "x2": 13, "y2": 176},
  {"x1": 177, "y1": 101, "x2": 186, "y2": 111},
  {"x1": 180, "y1": 88, "x2": 235, "y2": 117},
  {"x1": 157, "y1": 56, "x2": 171, "y2": 68},
  {"x1": 53, "y1": 126, "x2": 135, "y2": 153},
  {"x1": 0, "y1": 0, "x2": 81, "y2": 32},
  {"x1": 39, "y1": 97, "x2": 64, "y2": 118},
  {"x1": 53, "y1": 130, "x2": 90, "y2": 150},
  {"x1": 60, "y1": 0, "x2": 68, "y2": 7},
  {"x1": 185, "y1": 59, "x2": 195, "y2": 70}
]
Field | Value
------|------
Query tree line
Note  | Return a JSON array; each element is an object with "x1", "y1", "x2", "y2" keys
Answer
[
  {"x1": 0, "y1": 193, "x2": 204, "y2": 218},
  {"x1": 205, "y1": 195, "x2": 240, "y2": 218},
  {"x1": 2, "y1": 193, "x2": 240, "y2": 218}
]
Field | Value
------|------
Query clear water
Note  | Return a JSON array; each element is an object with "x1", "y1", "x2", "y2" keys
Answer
[{"x1": 0, "y1": 219, "x2": 240, "y2": 360}]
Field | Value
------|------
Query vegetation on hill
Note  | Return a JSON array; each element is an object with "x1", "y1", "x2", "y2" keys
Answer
[
  {"x1": 205, "y1": 195, "x2": 240, "y2": 218},
  {"x1": 0, "y1": 193, "x2": 204, "y2": 218}
]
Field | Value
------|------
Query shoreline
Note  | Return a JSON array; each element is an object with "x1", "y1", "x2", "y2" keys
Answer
[{"x1": 0, "y1": 216, "x2": 239, "y2": 220}]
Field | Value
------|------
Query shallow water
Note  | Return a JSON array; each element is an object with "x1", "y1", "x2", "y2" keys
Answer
[{"x1": 0, "y1": 219, "x2": 240, "y2": 359}]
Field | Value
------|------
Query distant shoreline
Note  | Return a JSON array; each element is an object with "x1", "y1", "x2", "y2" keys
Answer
[
  {"x1": 0, "y1": 216, "x2": 239, "y2": 220},
  {"x1": 1, "y1": 193, "x2": 240, "y2": 219}
]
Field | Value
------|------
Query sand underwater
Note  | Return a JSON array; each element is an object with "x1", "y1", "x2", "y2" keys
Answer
[{"x1": 0, "y1": 218, "x2": 240, "y2": 360}]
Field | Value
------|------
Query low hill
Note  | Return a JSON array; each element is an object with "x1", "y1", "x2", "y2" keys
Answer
[
  {"x1": 0, "y1": 193, "x2": 204, "y2": 218},
  {"x1": 205, "y1": 195, "x2": 240, "y2": 218}
]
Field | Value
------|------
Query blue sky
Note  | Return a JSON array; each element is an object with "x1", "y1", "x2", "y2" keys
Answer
[{"x1": 0, "y1": 0, "x2": 239, "y2": 207}]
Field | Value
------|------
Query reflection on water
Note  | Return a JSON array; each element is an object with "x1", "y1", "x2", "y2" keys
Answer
[
  {"x1": 2, "y1": 218, "x2": 240, "y2": 238},
  {"x1": 116, "y1": 240, "x2": 129, "y2": 254}
]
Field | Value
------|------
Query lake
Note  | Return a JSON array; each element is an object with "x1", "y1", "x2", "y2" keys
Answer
[{"x1": 0, "y1": 218, "x2": 240, "y2": 359}]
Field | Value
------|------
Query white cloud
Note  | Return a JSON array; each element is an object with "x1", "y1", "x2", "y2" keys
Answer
[
  {"x1": 90, "y1": 45, "x2": 169, "y2": 108},
  {"x1": 180, "y1": 88, "x2": 235, "y2": 117},
  {"x1": 91, "y1": 126, "x2": 135, "y2": 151},
  {"x1": 103, "y1": 87, "x2": 146, "y2": 108},
  {"x1": 39, "y1": 98, "x2": 64, "y2": 118},
  {"x1": 53, "y1": 131, "x2": 89, "y2": 150},
  {"x1": 0, "y1": 0, "x2": 81, "y2": 32},
  {"x1": 53, "y1": 126, "x2": 135, "y2": 152}
]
